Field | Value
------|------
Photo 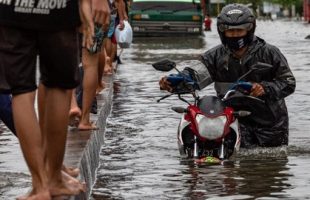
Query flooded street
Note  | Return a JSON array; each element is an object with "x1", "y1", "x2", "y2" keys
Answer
[{"x1": 91, "y1": 20, "x2": 310, "y2": 200}]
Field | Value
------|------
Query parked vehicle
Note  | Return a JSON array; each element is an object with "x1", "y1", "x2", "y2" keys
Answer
[
  {"x1": 129, "y1": 0, "x2": 203, "y2": 36},
  {"x1": 152, "y1": 59, "x2": 274, "y2": 163}
]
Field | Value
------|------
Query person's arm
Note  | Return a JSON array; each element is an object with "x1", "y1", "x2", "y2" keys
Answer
[
  {"x1": 182, "y1": 59, "x2": 213, "y2": 90},
  {"x1": 79, "y1": 0, "x2": 94, "y2": 49},
  {"x1": 198, "y1": 52, "x2": 216, "y2": 89},
  {"x1": 79, "y1": 0, "x2": 111, "y2": 49},
  {"x1": 260, "y1": 47, "x2": 296, "y2": 101},
  {"x1": 115, "y1": 0, "x2": 127, "y2": 30},
  {"x1": 159, "y1": 56, "x2": 213, "y2": 92},
  {"x1": 92, "y1": 0, "x2": 111, "y2": 30}
]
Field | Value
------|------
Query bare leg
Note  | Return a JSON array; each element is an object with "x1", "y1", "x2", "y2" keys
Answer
[
  {"x1": 78, "y1": 49, "x2": 99, "y2": 130},
  {"x1": 97, "y1": 48, "x2": 107, "y2": 94},
  {"x1": 38, "y1": 84, "x2": 81, "y2": 178},
  {"x1": 42, "y1": 87, "x2": 84, "y2": 196},
  {"x1": 104, "y1": 38, "x2": 112, "y2": 59},
  {"x1": 37, "y1": 84, "x2": 46, "y2": 161},
  {"x1": 68, "y1": 89, "x2": 81, "y2": 127},
  {"x1": 104, "y1": 56, "x2": 113, "y2": 75},
  {"x1": 110, "y1": 42, "x2": 117, "y2": 69},
  {"x1": 12, "y1": 91, "x2": 50, "y2": 200},
  {"x1": 104, "y1": 38, "x2": 113, "y2": 75}
]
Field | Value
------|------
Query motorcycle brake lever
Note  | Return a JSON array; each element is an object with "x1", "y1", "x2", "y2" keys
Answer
[
  {"x1": 157, "y1": 93, "x2": 174, "y2": 102},
  {"x1": 171, "y1": 107, "x2": 187, "y2": 113}
]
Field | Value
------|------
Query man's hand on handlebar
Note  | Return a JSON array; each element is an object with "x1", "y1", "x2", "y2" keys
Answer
[
  {"x1": 159, "y1": 76, "x2": 174, "y2": 92},
  {"x1": 250, "y1": 83, "x2": 265, "y2": 97}
]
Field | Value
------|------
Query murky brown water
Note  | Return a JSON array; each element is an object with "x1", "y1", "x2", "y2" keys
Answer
[
  {"x1": 0, "y1": 20, "x2": 309, "y2": 200},
  {"x1": 91, "y1": 20, "x2": 310, "y2": 199}
]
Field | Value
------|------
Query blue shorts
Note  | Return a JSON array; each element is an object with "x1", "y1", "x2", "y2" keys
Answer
[
  {"x1": 107, "y1": 15, "x2": 117, "y2": 38},
  {"x1": 0, "y1": 94, "x2": 16, "y2": 134}
]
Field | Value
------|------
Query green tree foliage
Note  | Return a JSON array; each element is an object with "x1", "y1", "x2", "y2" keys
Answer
[
  {"x1": 270, "y1": 0, "x2": 304, "y2": 14},
  {"x1": 224, "y1": 0, "x2": 302, "y2": 7},
  {"x1": 269, "y1": 0, "x2": 300, "y2": 7},
  {"x1": 224, "y1": 0, "x2": 263, "y2": 14},
  {"x1": 223, "y1": 0, "x2": 303, "y2": 15}
]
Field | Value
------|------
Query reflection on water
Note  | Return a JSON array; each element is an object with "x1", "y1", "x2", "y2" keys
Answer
[
  {"x1": 92, "y1": 21, "x2": 310, "y2": 200},
  {"x1": 0, "y1": 20, "x2": 308, "y2": 200},
  {"x1": 133, "y1": 36, "x2": 206, "y2": 50},
  {"x1": 90, "y1": 20, "x2": 310, "y2": 199},
  {"x1": 129, "y1": 36, "x2": 206, "y2": 63},
  {"x1": 177, "y1": 158, "x2": 291, "y2": 199}
]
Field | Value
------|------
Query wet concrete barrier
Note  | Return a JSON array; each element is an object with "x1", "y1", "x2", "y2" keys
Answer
[
  {"x1": 0, "y1": 73, "x2": 114, "y2": 199},
  {"x1": 65, "y1": 75, "x2": 114, "y2": 200}
]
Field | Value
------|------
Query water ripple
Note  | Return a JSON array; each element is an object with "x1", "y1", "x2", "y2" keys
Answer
[{"x1": 91, "y1": 20, "x2": 310, "y2": 200}]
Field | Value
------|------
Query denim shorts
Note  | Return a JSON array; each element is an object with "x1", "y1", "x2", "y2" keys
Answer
[{"x1": 107, "y1": 14, "x2": 116, "y2": 38}]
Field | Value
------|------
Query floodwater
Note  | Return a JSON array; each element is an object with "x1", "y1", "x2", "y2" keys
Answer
[{"x1": 91, "y1": 20, "x2": 310, "y2": 200}]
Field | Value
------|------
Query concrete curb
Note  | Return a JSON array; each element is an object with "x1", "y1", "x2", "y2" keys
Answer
[
  {"x1": 0, "y1": 73, "x2": 114, "y2": 199},
  {"x1": 64, "y1": 74, "x2": 114, "y2": 200}
]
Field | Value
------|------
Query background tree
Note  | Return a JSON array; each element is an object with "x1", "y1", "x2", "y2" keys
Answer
[{"x1": 222, "y1": 0, "x2": 303, "y2": 17}]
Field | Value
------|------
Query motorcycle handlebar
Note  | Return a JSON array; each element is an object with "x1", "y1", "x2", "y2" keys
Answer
[
  {"x1": 233, "y1": 111, "x2": 251, "y2": 117},
  {"x1": 171, "y1": 107, "x2": 187, "y2": 113},
  {"x1": 157, "y1": 94, "x2": 173, "y2": 102}
]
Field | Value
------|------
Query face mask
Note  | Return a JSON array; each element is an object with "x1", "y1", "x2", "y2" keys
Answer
[{"x1": 225, "y1": 36, "x2": 247, "y2": 50}]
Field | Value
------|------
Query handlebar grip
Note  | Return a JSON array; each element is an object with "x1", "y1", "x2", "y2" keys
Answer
[
  {"x1": 167, "y1": 74, "x2": 185, "y2": 87},
  {"x1": 231, "y1": 81, "x2": 253, "y2": 94}
]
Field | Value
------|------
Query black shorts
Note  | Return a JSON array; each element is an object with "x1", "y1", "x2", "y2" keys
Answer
[{"x1": 0, "y1": 26, "x2": 80, "y2": 95}]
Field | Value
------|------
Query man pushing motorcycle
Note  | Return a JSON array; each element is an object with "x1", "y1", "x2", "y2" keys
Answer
[{"x1": 159, "y1": 3, "x2": 296, "y2": 148}]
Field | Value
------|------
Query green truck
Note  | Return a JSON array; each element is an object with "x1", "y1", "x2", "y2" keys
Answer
[{"x1": 129, "y1": 0, "x2": 204, "y2": 36}]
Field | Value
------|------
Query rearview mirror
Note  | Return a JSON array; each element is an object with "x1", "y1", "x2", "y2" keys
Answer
[{"x1": 152, "y1": 59, "x2": 176, "y2": 72}]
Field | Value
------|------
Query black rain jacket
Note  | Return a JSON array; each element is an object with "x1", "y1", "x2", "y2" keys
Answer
[{"x1": 199, "y1": 36, "x2": 296, "y2": 148}]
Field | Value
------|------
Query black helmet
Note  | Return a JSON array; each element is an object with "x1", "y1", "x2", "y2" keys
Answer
[{"x1": 217, "y1": 4, "x2": 256, "y2": 49}]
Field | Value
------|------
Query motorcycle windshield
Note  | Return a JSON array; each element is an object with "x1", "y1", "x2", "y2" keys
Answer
[
  {"x1": 198, "y1": 96, "x2": 225, "y2": 116},
  {"x1": 223, "y1": 92, "x2": 276, "y2": 126},
  {"x1": 196, "y1": 96, "x2": 228, "y2": 140}
]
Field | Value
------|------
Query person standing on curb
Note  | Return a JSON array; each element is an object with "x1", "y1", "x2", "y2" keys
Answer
[
  {"x1": 0, "y1": 0, "x2": 95, "y2": 199},
  {"x1": 74, "y1": 0, "x2": 112, "y2": 131}
]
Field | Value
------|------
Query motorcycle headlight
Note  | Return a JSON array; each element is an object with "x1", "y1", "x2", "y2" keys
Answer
[{"x1": 196, "y1": 114, "x2": 227, "y2": 140}]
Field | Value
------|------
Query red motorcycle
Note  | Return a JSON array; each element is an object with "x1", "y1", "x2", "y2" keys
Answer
[{"x1": 153, "y1": 59, "x2": 273, "y2": 163}]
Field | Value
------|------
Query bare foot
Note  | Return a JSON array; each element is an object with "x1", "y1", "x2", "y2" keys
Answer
[
  {"x1": 61, "y1": 171, "x2": 86, "y2": 191},
  {"x1": 62, "y1": 165, "x2": 80, "y2": 178},
  {"x1": 96, "y1": 80, "x2": 106, "y2": 94},
  {"x1": 104, "y1": 57, "x2": 113, "y2": 75},
  {"x1": 78, "y1": 122, "x2": 98, "y2": 131},
  {"x1": 17, "y1": 189, "x2": 50, "y2": 200},
  {"x1": 68, "y1": 107, "x2": 81, "y2": 127},
  {"x1": 49, "y1": 173, "x2": 86, "y2": 197}
]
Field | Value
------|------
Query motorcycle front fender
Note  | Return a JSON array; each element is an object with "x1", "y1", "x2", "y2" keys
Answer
[
  {"x1": 177, "y1": 114, "x2": 190, "y2": 154},
  {"x1": 229, "y1": 119, "x2": 241, "y2": 152}
]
